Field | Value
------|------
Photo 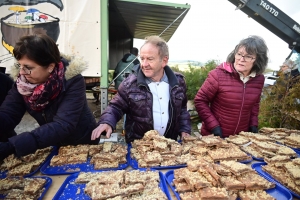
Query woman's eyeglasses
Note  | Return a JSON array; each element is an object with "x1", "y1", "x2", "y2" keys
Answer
[
  {"x1": 235, "y1": 52, "x2": 255, "y2": 62},
  {"x1": 14, "y1": 63, "x2": 31, "y2": 75}
]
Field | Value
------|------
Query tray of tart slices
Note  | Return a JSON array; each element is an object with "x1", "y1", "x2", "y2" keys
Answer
[
  {"x1": 129, "y1": 131, "x2": 253, "y2": 170},
  {"x1": 0, "y1": 146, "x2": 55, "y2": 178},
  {"x1": 40, "y1": 143, "x2": 129, "y2": 175},
  {"x1": 0, "y1": 176, "x2": 52, "y2": 200},
  {"x1": 165, "y1": 160, "x2": 292, "y2": 200},
  {"x1": 225, "y1": 131, "x2": 300, "y2": 162},
  {"x1": 252, "y1": 162, "x2": 300, "y2": 198},
  {"x1": 53, "y1": 169, "x2": 171, "y2": 200}
]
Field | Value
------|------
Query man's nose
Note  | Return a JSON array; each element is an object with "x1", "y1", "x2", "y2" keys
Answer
[{"x1": 141, "y1": 59, "x2": 149, "y2": 66}]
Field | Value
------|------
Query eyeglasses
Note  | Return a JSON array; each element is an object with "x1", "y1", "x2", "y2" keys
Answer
[
  {"x1": 14, "y1": 63, "x2": 31, "y2": 75},
  {"x1": 235, "y1": 52, "x2": 255, "y2": 62}
]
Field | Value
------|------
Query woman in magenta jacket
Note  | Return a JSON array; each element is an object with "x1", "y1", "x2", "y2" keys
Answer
[{"x1": 194, "y1": 35, "x2": 268, "y2": 138}]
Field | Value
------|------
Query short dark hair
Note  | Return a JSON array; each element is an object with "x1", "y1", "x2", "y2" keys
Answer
[
  {"x1": 130, "y1": 47, "x2": 139, "y2": 56},
  {"x1": 142, "y1": 35, "x2": 169, "y2": 60},
  {"x1": 227, "y1": 35, "x2": 268, "y2": 74},
  {"x1": 13, "y1": 34, "x2": 61, "y2": 67}
]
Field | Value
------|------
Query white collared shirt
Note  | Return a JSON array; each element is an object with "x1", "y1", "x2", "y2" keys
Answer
[{"x1": 148, "y1": 81, "x2": 170, "y2": 136}]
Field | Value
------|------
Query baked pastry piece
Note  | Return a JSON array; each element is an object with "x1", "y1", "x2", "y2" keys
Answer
[
  {"x1": 220, "y1": 176, "x2": 244, "y2": 190},
  {"x1": 237, "y1": 172, "x2": 275, "y2": 190},
  {"x1": 220, "y1": 161, "x2": 254, "y2": 176},
  {"x1": 212, "y1": 163, "x2": 232, "y2": 176},
  {"x1": 4, "y1": 189, "x2": 41, "y2": 200},
  {"x1": 88, "y1": 144, "x2": 103, "y2": 156},
  {"x1": 240, "y1": 144, "x2": 263, "y2": 159},
  {"x1": 276, "y1": 146, "x2": 297, "y2": 157},
  {"x1": 259, "y1": 127, "x2": 275, "y2": 134},
  {"x1": 238, "y1": 190, "x2": 275, "y2": 200},
  {"x1": 199, "y1": 187, "x2": 229, "y2": 200},
  {"x1": 103, "y1": 142, "x2": 113, "y2": 153},
  {"x1": 182, "y1": 135, "x2": 199, "y2": 143},
  {"x1": 152, "y1": 139, "x2": 168, "y2": 151},
  {"x1": 176, "y1": 154, "x2": 196, "y2": 165},
  {"x1": 90, "y1": 152, "x2": 118, "y2": 163},
  {"x1": 67, "y1": 154, "x2": 87, "y2": 164},
  {"x1": 49, "y1": 155, "x2": 69, "y2": 166},
  {"x1": 124, "y1": 170, "x2": 159, "y2": 185},
  {"x1": 187, "y1": 159, "x2": 209, "y2": 172},
  {"x1": 174, "y1": 168, "x2": 190, "y2": 182},
  {"x1": 94, "y1": 161, "x2": 119, "y2": 169},
  {"x1": 189, "y1": 146, "x2": 208, "y2": 156},
  {"x1": 0, "y1": 178, "x2": 24, "y2": 194},
  {"x1": 292, "y1": 158, "x2": 300, "y2": 166},
  {"x1": 201, "y1": 136, "x2": 223, "y2": 147},
  {"x1": 262, "y1": 164, "x2": 300, "y2": 196},
  {"x1": 264, "y1": 155, "x2": 291, "y2": 167},
  {"x1": 184, "y1": 171, "x2": 212, "y2": 191},
  {"x1": 3, "y1": 154, "x2": 23, "y2": 170},
  {"x1": 283, "y1": 135, "x2": 300, "y2": 148},
  {"x1": 143, "y1": 152, "x2": 163, "y2": 164},
  {"x1": 7, "y1": 163, "x2": 33, "y2": 176},
  {"x1": 179, "y1": 191, "x2": 201, "y2": 200},
  {"x1": 173, "y1": 179, "x2": 192, "y2": 193},
  {"x1": 225, "y1": 135, "x2": 250, "y2": 146},
  {"x1": 208, "y1": 145, "x2": 250, "y2": 162},
  {"x1": 24, "y1": 178, "x2": 46, "y2": 195},
  {"x1": 250, "y1": 134, "x2": 275, "y2": 142},
  {"x1": 75, "y1": 172, "x2": 101, "y2": 183},
  {"x1": 251, "y1": 141, "x2": 280, "y2": 152}
]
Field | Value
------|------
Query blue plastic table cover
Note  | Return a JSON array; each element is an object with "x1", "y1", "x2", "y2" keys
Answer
[
  {"x1": 53, "y1": 169, "x2": 171, "y2": 200},
  {"x1": 0, "y1": 147, "x2": 57, "y2": 179},
  {"x1": 165, "y1": 168, "x2": 292, "y2": 200},
  {"x1": 252, "y1": 162, "x2": 299, "y2": 199},
  {"x1": 40, "y1": 146, "x2": 129, "y2": 175},
  {"x1": 0, "y1": 176, "x2": 52, "y2": 200}
]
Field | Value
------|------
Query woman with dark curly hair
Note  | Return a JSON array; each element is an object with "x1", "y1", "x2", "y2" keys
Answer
[
  {"x1": 0, "y1": 34, "x2": 99, "y2": 161},
  {"x1": 194, "y1": 35, "x2": 268, "y2": 138}
]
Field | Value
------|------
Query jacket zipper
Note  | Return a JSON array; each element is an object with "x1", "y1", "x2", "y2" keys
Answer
[
  {"x1": 164, "y1": 85, "x2": 178, "y2": 136},
  {"x1": 233, "y1": 83, "x2": 246, "y2": 134}
]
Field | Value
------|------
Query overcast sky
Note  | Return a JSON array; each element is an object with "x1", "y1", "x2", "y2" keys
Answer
[{"x1": 134, "y1": 0, "x2": 300, "y2": 70}]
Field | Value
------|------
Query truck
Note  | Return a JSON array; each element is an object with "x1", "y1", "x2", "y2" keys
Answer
[
  {"x1": 0, "y1": 0, "x2": 190, "y2": 111},
  {"x1": 227, "y1": 0, "x2": 300, "y2": 60}
]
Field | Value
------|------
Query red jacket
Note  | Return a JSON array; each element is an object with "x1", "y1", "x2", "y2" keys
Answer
[{"x1": 194, "y1": 62, "x2": 264, "y2": 137}]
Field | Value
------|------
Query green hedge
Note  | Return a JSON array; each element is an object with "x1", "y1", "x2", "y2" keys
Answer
[{"x1": 171, "y1": 60, "x2": 218, "y2": 101}]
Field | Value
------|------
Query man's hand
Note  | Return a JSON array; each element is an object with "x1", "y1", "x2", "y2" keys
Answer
[
  {"x1": 181, "y1": 132, "x2": 190, "y2": 140},
  {"x1": 91, "y1": 124, "x2": 113, "y2": 140}
]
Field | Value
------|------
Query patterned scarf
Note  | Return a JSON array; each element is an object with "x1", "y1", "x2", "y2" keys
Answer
[{"x1": 16, "y1": 62, "x2": 64, "y2": 111}]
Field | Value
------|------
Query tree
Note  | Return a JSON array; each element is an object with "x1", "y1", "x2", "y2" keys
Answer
[{"x1": 259, "y1": 72, "x2": 300, "y2": 129}]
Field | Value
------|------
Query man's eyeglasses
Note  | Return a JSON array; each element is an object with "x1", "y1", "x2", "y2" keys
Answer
[
  {"x1": 14, "y1": 63, "x2": 31, "y2": 75},
  {"x1": 235, "y1": 52, "x2": 255, "y2": 62}
]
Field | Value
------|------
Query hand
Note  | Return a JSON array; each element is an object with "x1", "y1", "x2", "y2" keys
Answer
[
  {"x1": 91, "y1": 124, "x2": 113, "y2": 140},
  {"x1": 249, "y1": 126, "x2": 258, "y2": 133},
  {"x1": 211, "y1": 126, "x2": 223, "y2": 138},
  {"x1": 181, "y1": 132, "x2": 190, "y2": 140},
  {"x1": 0, "y1": 142, "x2": 15, "y2": 161}
]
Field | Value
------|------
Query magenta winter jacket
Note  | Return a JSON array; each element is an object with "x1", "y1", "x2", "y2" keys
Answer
[{"x1": 194, "y1": 62, "x2": 264, "y2": 137}]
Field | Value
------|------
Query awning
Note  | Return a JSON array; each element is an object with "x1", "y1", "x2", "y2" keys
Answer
[{"x1": 111, "y1": 0, "x2": 191, "y2": 42}]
